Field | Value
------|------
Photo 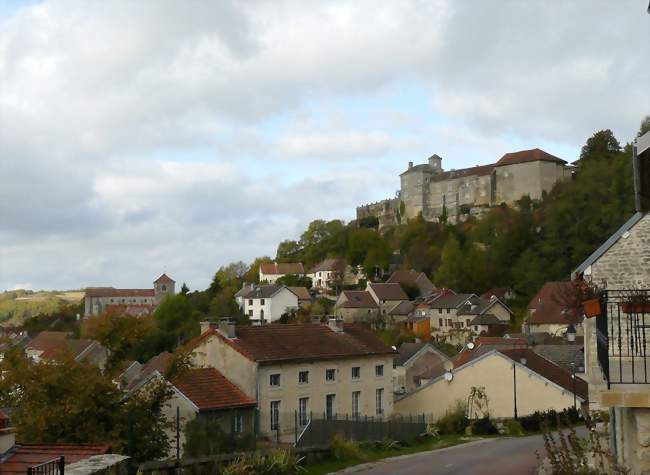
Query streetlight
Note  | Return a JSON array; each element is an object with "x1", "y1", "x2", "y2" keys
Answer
[
  {"x1": 570, "y1": 362, "x2": 577, "y2": 409},
  {"x1": 513, "y1": 354, "x2": 527, "y2": 420}
]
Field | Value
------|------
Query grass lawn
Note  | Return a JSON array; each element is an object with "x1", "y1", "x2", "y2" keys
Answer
[{"x1": 303, "y1": 434, "x2": 491, "y2": 475}]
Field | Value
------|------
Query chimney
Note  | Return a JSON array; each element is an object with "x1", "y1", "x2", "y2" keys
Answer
[
  {"x1": 0, "y1": 411, "x2": 15, "y2": 455},
  {"x1": 200, "y1": 320, "x2": 213, "y2": 334},
  {"x1": 328, "y1": 317, "x2": 344, "y2": 333},
  {"x1": 218, "y1": 319, "x2": 236, "y2": 339},
  {"x1": 408, "y1": 161, "x2": 413, "y2": 170},
  {"x1": 633, "y1": 131, "x2": 650, "y2": 213}
]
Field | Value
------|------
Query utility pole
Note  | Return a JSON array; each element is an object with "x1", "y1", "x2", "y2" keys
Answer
[{"x1": 513, "y1": 362, "x2": 518, "y2": 420}]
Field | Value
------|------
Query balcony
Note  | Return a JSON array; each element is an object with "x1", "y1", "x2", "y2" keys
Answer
[{"x1": 597, "y1": 290, "x2": 650, "y2": 388}]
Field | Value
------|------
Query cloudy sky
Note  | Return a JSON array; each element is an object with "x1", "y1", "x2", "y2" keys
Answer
[{"x1": 0, "y1": 1, "x2": 648, "y2": 292}]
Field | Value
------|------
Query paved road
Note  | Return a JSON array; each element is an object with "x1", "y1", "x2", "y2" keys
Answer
[{"x1": 335, "y1": 430, "x2": 587, "y2": 475}]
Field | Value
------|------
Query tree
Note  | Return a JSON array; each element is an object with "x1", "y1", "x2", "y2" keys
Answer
[
  {"x1": 579, "y1": 129, "x2": 621, "y2": 161},
  {"x1": 244, "y1": 256, "x2": 272, "y2": 284},
  {"x1": 180, "y1": 283, "x2": 190, "y2": 295},
  {"x1": 81, "y1": 309, "x2": 156, "y2": 372},
  {"x1": 154, "y1": 294, "x2": 200, "y2": 348},
  {"x1": 638, "y1": 115, "x2": 650, "y2": 137},
  {"x1": 434, "y1": 235, "x2": 465, "y2": 290},
  {"x1": 275, "y1": 274, "x2": 312, "y2": 289},
  {"x1": 0, "y1": 350, "x2": 173, "y2": 463}
]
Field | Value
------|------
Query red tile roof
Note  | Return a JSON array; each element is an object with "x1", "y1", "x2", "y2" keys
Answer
[
  {"x1": 0, "y1": 444, "x2": 110, "y2": 475},
  {"x1": 172, "y1": 368, "x2": 255, "y2": 411},
  {"x1": 308, "y1": 258, "x2": 346, "y2": 274},
  {"x1": 25, "y1": 332, "x2": 96, "y2": 362},
  {"x1": 154, "y1": 273, "x2": 175, "y2": 284},
  {"x1": 496, "y1": 148, "x2": 566, "y2": 167},
  {"x1": 288, "y1": 287, "x2": 311, "y2": 300},
  {"x1": 339, "y1": 291, "x2": 378, "y2": 309},
  {"x1": 85, "y1": 287, "x2": 155, "y2": 298},
  {"x1": 189, "y1": 323, "x2": 394, "y2": 364},
  {"x1": 259, "y1": 262, "x2": 304, "y2": 275},
  {"x1": 527, "y1": 281, "x2": 581, "y2": 325},
  {"x1": 368, "y1": 283, "x2": 408, "y2": 301}
]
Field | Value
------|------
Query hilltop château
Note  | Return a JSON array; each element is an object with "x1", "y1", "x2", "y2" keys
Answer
[{"x1": 357, "y1": 148, "x2": 574, "y2": 228}]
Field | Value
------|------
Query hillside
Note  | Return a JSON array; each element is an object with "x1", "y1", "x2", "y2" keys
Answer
[{"x1": 0, "y1": 290, "x2": 84, "y2": 326}]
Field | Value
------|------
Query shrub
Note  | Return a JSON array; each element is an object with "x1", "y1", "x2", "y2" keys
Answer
[
  {"x1": 331, "y1": 434, "x2": 362, "y2": 461},
  {"x1": 503, "y1": 419, "x2": 524, "y2": 437},
  {"x1": 436, "y1": 401, "x2": 469, "y2": 435},
  {"x1": 520, "y1": 407, "x2": 582, "y2": 433},
  {"x1": 221, "y1": 450, "x2": 305, "y2": 475},
  {"x1": 470, "y1": 417, "x2": 498, "y2": 435}
]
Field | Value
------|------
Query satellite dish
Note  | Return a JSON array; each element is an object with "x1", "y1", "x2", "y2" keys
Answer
[
  {"x1": 391, "y1": 345, "x2": 397, "y2": 351},
  {"x1": 443, "y1": 360, "x2": 454, "y2": 371},
  {"x1": 444, "y1": 371, "x2": 453, "y2": 382},
  {"x1": 467, "y1": 342, "x2": 475, "y2": 350}
]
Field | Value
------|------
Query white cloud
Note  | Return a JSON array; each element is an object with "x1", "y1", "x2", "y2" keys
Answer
[{"x1": 0, "y1": 0, "x2": 647, "y2": 290}]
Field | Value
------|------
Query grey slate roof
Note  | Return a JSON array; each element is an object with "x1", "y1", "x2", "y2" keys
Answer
[
  {"x1": 394, "y1": 342, "x2": 428, "y2": 366},
  {"x1": 469, "y1": 314, "x2": 506, "y2": 326},
  {"x1": 428, "y1": 293, "x2": 475, "y2": 309},
  {"x1": 532, "y1": 344, "x2": 585, "y2": 373},
  {"x1": 388, "y1": 300, "x2": 415, "y2": 316},
  {"x1": 238, "y1": 284, "x2": 285, "y2": 299}
]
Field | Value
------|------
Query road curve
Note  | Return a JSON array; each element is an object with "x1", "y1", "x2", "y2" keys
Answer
[{"x1": 332, "y1": 431, "x2": 573, "y2": 475}]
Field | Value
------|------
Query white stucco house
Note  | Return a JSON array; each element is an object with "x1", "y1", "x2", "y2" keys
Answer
[
  {"x1": 258, "y1": 262, "x2": 305, "y2": 284},
  {"x1": 240, "y1": 284, "x2": 302, "y2": 323}
]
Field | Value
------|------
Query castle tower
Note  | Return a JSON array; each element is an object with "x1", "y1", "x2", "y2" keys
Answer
[
  {"x1": 428, "y1": 154, "x2": 442, "y2": 173},
  {"x1": 154, "y1": 273, "x2": 176, "y2": 304}
]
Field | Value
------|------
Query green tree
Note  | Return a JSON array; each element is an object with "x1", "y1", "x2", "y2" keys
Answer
[
  {"x1": 579, "y1": 129, "x2": 621, "y2": 161},
  {"x1": 275, "y1": 274, "x2": 312, "y2": 289},
  {"x1": 638, "y1": 115, "x2": 650, "y2": 137},
  {"x1": 434, "y1": 235, "x2": 465, "y2": 290}
]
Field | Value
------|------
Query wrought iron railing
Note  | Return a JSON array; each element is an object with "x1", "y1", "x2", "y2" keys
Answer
[
  {"x1": 27, "y1": 457, "x2": 64, "y2": 475},
  {"x1": 597, "y1": 290, "x2": 650, "y2": 387}
]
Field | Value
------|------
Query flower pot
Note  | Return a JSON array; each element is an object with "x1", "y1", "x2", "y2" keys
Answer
[
  {"x1": 582, "y1": 298, "x2": 601, "y2": 318},
  {"x1": 621, "y1": 303, "x2": 650, "y2": 314}
]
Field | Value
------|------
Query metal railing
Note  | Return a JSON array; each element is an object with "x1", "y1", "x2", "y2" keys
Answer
[
  {"x1": 597, "y1": 290, "x2": 650, "y2": 387},
  {"x1": 27, "y1": 457, "x2": 64, "y2": 475}
]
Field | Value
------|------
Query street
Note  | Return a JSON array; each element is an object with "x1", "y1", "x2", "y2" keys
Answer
[{"x1": 334, "y1": 430, "x2": 586, "y2": 475}]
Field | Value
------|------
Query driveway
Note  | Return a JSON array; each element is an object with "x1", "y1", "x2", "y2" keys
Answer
[{"x1": 333, "y1": 430, "x2": 587, "y2": 475}]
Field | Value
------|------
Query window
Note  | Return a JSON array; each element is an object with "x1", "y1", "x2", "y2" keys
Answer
[
  {"x1": 298, "y1": 371, "x2": 309, "y2": 384},
  {"x1": 260, "y1": 309, "x2": 265, "y2": 320},
  {"x1": 474, "y1": 326, "x2": 479, "y2": 331},
  {"x1": 447, "y1": 319, "x2": 452, "y2": 326},
  {"x1": 248, "y1": 299, "x2": 253, "y2": 305},
  {"x1": 325, "y1": 368, "x2": 336, "y2": 381},
  {"x1": 446, "y1": 308, "x2": 451, "y2": 314},
  {"x1": 376, "y1": 388, "x2": 384, "y2": 415},
  {"x1": 326, "y1": 394, "x2": 336, "y2": 420},
  {"x1": 352, "y1": 391, "x2": 361, "y2": 418},
  {"x1": 438, "y1": 308, "x2": 442, "y2": 314},
  {"x1": 269, "y1": 373, "x2": 280, "y2": 387},
  {"x1": 233, "y1": 414, "x2": 243, "y2": 433},
  {"x1": 438, "y1": 318, "x2": 443, "y2": 327},
  {"x1": 466, "y1": 319, "x2": 471, "y2": 326},
  {"x1": 270, "y1": 401, "x2": 280, "y2": 431},
  {"x1": 261, "y1": 299, "x2": 265, "y2": 305},
  {"x1": 375, "y1": 365, "x2": 384, "y2": 377},
  {"x1": 351, "y1": 366, "x2": 360, "y2": 380},
  {"x1": 299, "y1": 397, "x2": 309, "y2": 426},
  {"x1": 162, "y1": 284, "x2": 167, "y2": 291}
]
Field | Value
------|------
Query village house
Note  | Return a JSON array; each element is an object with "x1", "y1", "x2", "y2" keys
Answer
[
  {"x1": 258, "y1": 262, "x2": 305, "y2": 284},
  {"x1": 239, "y1": 285, "x2": 307, "y2": 324},
  {"x1": 84, "y1": 273, "x2": 175, "y2": 317},
  {"x1": 164, "y1": 368, "x2": 256, "y2": 457},
  {"x1": 366, "y1": 283, "x2": 409, "y2": 316},
  {"x1": 393, "y1": 342, "x2": 450, "y2": 394},
  {"x1": 334, "y1": 290, "x2": 379, "y2": 322},
  {"x1": 523, "y1": 281, "x2": 583, "y2": 336},
  {"x1": 572, "y1": 131, "x2": 650, "y2": 473},
  {"x1": 118, "y1": 351, "x2": 173, "y2": 393},
  {"x1": 306, "y1": 258, "x2": 346, "y2": 292},
  {"x1": 386, "y1": 269, "x2": 435, "y2": 296},
  {"x1": 188, "y1": 320, "x2": 395, "y2": 443},
  {"x1": 24, "y1": 331, "x2": 108, "y2": 370},
  {"x1": 395, "y1": 346, "x2": 587, "y2": 420}
]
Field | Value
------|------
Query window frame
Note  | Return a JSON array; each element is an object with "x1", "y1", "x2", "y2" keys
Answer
[
  {"x1": 269, "y1": 373, "x2": 281, "y2": 387},
  {"x1": 325, "y1": 368, "x2": 336, "y2": 382},
  {"x1": 376, "y1": 388, "x2": 384, "y2": 416},
  {"x1": 270, "y1": 401, "x2": 280, "y2": 431},
  {"x1": 351, "y1": 366, "x2": 361, "y2": 380},
  {"x1": 298, "y1": 397, "x2": 309, "y2": 426},
  {"x1": 298, "y1": 370, "x2": 309, "y2": 385},
  {"x1": 352, "y1": 391, "x2": 361, "y2": 419},
  {"x1": 375, "y1": 364, "x2": 384, "y2": 377}
]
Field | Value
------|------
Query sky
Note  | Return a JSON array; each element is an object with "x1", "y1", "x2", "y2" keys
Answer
[{"x1": 0, "y1": 1, "x2": 648, "y2": 292}]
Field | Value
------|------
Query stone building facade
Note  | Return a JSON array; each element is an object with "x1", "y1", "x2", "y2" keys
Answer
[
  {"x1": 357, "y1": 148, "x2": 573, "y2": 227},
  {"x1": 84, "y1": 273, "x2": 175, "y2": 317}
]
